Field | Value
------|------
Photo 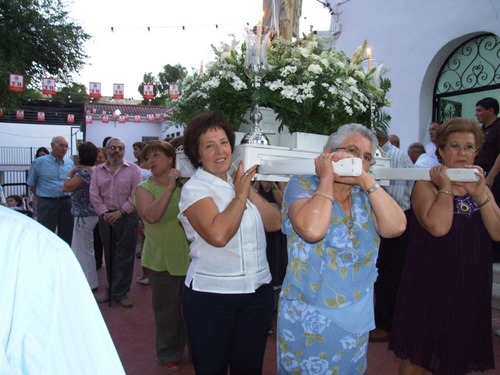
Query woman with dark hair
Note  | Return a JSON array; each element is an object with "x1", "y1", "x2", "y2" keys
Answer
[
  {"x1": 63, "y1": 142, "x2": 99, "y2": 290},
  {"x1": 35, "y1": 146, "x2": 50, "y2": 158},
  {"x1": 389, "y1": 118, "x2": 500, "y2": 374},
  {"x1": 178, "y1": 111, "x2": 281, "y2": 374},
  {"x1": 133, "y1": 141, "x2": 147, "y2": 167},
  {"x1": 135, "y1": 140, "x2": 190, "y2": 371}
]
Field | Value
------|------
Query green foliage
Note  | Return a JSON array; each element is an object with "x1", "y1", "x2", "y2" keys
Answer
[
  {"x1": 0, "y1": 0, "x2": 90, "y2": 109},
  {"x1": 172, "y1": 34, "x2": 392, "y2": 135},
  {"x1": 52, "y1": 82, "x2": 89, "y2": 103},
  {"x1": 138, "y1": 64, "x2": 188, "y2": 106}
]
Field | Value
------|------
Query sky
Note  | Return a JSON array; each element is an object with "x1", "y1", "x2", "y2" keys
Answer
[{"x1": 68, "y1": 0, "x2": 333, "y2": 99}]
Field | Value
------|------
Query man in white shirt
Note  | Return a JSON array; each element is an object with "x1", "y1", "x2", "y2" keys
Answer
[
  {"x1": 0, "y1": 206, "x2": 125, "y2": 375},
  {"x1": 425, "y1": 121, "x2": 441, "y2": 159},
  {"x1": 408, "y1": 142, "x2": 440, "y2": 168}
]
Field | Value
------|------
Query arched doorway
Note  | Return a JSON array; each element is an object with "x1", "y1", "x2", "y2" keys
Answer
[{"x1": 434, "y1": 33, "x2": 500, "y2": 122}]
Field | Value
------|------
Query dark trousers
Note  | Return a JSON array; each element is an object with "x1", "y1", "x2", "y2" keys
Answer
[
  {"x1": 37, "y1": 197, "x2": 73, "y2": 245},
  {"x1": 492, "y1": 174, "x2": 500, "y2": 262},
  {"x1": 99, "y1": 212, "x2": 138, "y2": 300},
  {"x1": 374, "y1": 210, "x2": 410, "y2": 332},
  {"x1": 94, "y1": 223, "x2": 103, "y2": 269},
  {"x1": 183, "y1": 283, "x2": 274, "y2": 375},
  {"x1": 149, "y1": 269, "x2": 187, "y2": 363}
]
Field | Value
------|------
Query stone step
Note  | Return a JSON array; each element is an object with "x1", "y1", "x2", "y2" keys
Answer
[
  {"x1": 494, "y1": 264, "x2": 500, "y2": 284},
  {"x1": 493, "y1": 282, "x2": 500, "y2": 310}
]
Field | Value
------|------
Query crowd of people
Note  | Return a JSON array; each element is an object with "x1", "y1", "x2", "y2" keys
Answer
[{"x1": 2, "y1": 96, "x2": 500, "y2": 374}]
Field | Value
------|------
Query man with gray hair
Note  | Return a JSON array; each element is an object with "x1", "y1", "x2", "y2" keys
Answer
[
  {"x1": 89, "y1": 138, "x2": 142, "y2": 308},
  {"x1": 407, "y1": 142, "x2": 440, "y2": 168},
  {"x1": 27, "y1": 136, "x2": 74, "y2": 245}
]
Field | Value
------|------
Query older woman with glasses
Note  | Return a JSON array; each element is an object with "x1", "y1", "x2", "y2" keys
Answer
[
  {"x1": 277, "y1": 123, "x2": 406, "y2": 374},
  {"x1": 389, "y1": 118, "x2": 500, "y2": 374}
]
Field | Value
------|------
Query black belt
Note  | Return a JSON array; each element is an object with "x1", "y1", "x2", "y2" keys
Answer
[{"x1": 39, "y1": 196, "x2": 70, "y2": 200}]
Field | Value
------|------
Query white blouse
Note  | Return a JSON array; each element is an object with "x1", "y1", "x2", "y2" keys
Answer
[{"x1": 178, "y1": 168, "x2": 271, "y2": 294}]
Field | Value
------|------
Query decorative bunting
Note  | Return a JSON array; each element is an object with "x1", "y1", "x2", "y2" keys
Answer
[
  {"x1": 9, "y1": 73, "x2": 24, "y2": 92},
  {"x1": 16, "y1": 110, "x2": 24, "y2": 120},
  {"x1": 42, "y1": 78, "x2": 56, "y2": 95},
  {"x1": 168, "y1": 83, "x2": 179, "y2": 99},
  {"x1": 37, "y1": 112, "x2": 45, "y2": 122},
  {"x1": 89, "y1": 82, "x2": 102, "y2": 99},
  {"x1": 143, "y1": 83, "x2": 154, "y2": 100},
  {"x1": 113, "y1": 84, "x2": 124, "y2": 99},
  {"x1": 85, "y1": 115, "x2": 93, "y2": 124},
  {"x1": 67, "y1": 114, "x2": 75, "y2": 124}
]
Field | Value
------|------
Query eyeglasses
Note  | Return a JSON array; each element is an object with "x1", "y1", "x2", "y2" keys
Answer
[
  {"x1": 335, "y1": 145, "x2": 376, "y2": 166},
  {"x1": 108, "y1": 145, "x2": 125, "y2": 151},
  {"x1": 444, "y1": 142, "x2": 478, "y2": 154}
]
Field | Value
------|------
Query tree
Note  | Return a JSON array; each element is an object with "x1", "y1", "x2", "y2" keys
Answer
[
  {"x1": 0, "y1": 0, "x2": 90, "y2": 109},
  {"x1": 52, "y1": 83, "x2": 89, "y2": 103},
  {"x1": 138, "y1": 64, "x2": 188, "y2": 106}
]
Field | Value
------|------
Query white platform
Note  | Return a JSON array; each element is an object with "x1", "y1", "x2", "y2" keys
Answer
[{"x1": 176, "y1": 142, "x2": 479, "y2": 183}]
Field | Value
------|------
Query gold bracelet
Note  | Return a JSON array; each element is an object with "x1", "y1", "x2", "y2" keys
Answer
[
  {"x1": 437, "y1": 189, "x2": 454, "y2": 196},
  {"x1": 365, "y1": 183, "x2": 380, "y2": 195},
  {"x1": 476, "y1": 196, "x2": 490, "y2": 208},
  {"x1": 234, "y1": 197, "x2": 247, "y2": 208},
  {"x1": 312, "y1": 191, "x2": 334, "y2": 203}
]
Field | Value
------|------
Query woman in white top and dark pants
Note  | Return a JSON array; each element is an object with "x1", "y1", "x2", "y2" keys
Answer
[{"x1": 178, "y1": 112, "x2": 281, "y2": 375}]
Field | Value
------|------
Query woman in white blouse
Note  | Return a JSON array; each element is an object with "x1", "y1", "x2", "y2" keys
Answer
[{"x1": 178, "y1": 111, "x2": 281, "y2": 375}]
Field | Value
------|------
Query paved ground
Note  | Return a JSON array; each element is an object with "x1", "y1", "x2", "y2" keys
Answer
[{"x1": 97, "y1": 258, "x2": 500, "y2": 374}]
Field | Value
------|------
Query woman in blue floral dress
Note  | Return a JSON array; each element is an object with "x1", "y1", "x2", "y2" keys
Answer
[{"x1": 277, "y1": 124, "x2": 407, "y2": 374}]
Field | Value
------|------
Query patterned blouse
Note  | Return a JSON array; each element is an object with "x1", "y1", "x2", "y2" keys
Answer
[
  {"x1": 70, "y1": 169, "x2": 96, "y2": 217},
  {"x1": 281, "y1": 175, "x2": 380, "y2": 331}
]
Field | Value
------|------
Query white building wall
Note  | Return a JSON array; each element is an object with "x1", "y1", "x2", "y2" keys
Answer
[
  {"x1": 331, "y1": 0, "x2": 500, "y2": 150},
  {"x1": 0, "y1": 123, "x2": 81, "y2": 154},
  {"x1": 85, "y1": 120, "x2": 163, "y2": 163}
]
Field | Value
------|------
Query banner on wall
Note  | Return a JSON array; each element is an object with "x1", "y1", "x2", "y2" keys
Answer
[
  {"x1": 147, "y1": 114, "x2": 155, "y2": 122},
  {"x1": 67, "y1": 114, "x2": 75, "y2": 124},
  {"x1": 42, "y1": 78, "x2": 56, "y2": 95},
  {"x1": 134, "y1": 115, "x2": 141, "y2": 123},
  {"x1": 16, "y1": 110, "x2": 24, "y2": 120},
  {"x1": 89, "y1": 82, "x2": 102, "y2": 99},
  {"x1": 118, "y1": 115, "x2": 126, "y2": 124},
  {"x1": 113, "y1": 84, "x2": 124, "y2": 99},
  {"x1": 37, "y1": 112, "x2": 45, "y2": 122},
  {"x1": 9, "y1": 73, "x2": 24, "y2": 92},
  {"x1": 102, "y1": 115, "x2": 109, "y2": 124},
  {"x1": 85, "y1": 115, "x2": 93, "y2": 124}
]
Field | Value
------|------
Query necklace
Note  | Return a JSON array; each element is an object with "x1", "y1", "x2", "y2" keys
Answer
[{"x1": 334, "y1": 191, "x2": 355, "y2": 238}]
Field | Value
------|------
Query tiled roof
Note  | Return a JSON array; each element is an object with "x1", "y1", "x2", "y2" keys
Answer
[{"x1": 84, "y1": 103, "x2": 172, "y2": 118}]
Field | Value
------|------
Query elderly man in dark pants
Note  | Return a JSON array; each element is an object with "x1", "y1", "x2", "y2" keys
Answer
[
  {"x1": 90, "y1": 138, "x2": 142, "y2": 308},
  {"x1": 27, "y1": 136, "x2": 74, "y2": 245}
]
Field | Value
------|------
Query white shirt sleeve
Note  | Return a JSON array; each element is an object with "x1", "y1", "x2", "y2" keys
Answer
[{"x1": 0, "y1": 207, "x2": 125, "y2": 375}]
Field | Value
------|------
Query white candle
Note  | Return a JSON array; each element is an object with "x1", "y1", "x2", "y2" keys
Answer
[{"x1": 256, "y1": 18, "x2": 263, "y2": 52}]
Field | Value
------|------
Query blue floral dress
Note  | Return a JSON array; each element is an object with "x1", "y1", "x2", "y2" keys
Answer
[{"x1": 277, "y1": 175, "x2": 380, "y2": 374}]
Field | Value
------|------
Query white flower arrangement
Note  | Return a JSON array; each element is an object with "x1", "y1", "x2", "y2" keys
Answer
[{"x1": 172, "y1": 33, "x2": 391, "y2": 135}]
